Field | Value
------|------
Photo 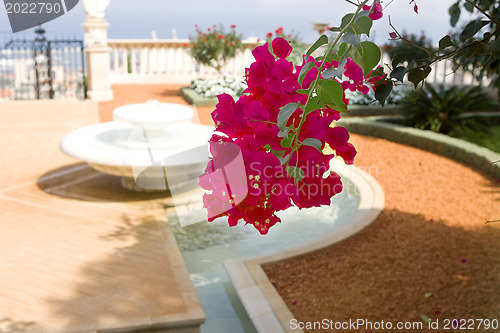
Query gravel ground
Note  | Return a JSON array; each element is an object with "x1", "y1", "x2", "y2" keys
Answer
[
  {"x1": 100, "y1": 85, "x2": 500, "y2": 333},
  {"x1": 265, "y1": 134, "x2": 500, "y2": 333}
]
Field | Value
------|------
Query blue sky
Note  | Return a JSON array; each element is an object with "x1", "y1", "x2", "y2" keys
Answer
[{"x1": 0, "y1": 0, "x2": 469, "y2": 45}]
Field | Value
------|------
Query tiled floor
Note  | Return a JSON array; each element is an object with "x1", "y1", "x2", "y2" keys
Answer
[{"x1": 0, "y1": 100, "x2": 204, "y2": 332}]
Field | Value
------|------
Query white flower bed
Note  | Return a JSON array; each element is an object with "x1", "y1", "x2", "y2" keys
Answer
[{"x1": 190, "y1": 77, "x2": 246, "y2": 98}]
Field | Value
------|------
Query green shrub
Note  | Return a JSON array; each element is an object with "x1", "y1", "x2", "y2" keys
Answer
[
  {"x1": 189, "y1": 24, "x2": 244, "y2": 73},
  {"x1": 401, "y1": 83, "x2": 499, "y2": 134}
]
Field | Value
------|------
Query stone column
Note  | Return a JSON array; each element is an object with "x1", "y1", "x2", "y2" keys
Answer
[{"x1": 82, "y1": 0, "x2": 113, "y2": 101}]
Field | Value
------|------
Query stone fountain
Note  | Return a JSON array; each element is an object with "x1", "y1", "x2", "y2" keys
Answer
[{"x1": 60, "y1": 100, "x2": 214, "y2": 192}]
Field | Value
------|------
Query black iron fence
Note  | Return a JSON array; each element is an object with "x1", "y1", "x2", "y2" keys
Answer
[{"x1": 0, "y1": 27, "x2": 86, "y2": 101}]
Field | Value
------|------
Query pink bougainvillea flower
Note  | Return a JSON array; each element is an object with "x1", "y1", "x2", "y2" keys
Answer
[
  {"x1": 342, "y1": 58, "x2": 371, "y2": 94},
  {"x1": 435, "y1": 310, "x2": 441, "y2": 315},
  {"x1": 414, "y1": 3, "x2": 419, "y2": 13},
  {"x1": 461, "y1": 258, "x2": 467, "y2": 263},
  {"x1": 389, "y1": 32, "x2": 398, "y2": 39},
  {"x1": 272, "y1": 37, "x2": 293, "y2": 59},
  {"x1": 252, "y1": 43, "x2": 275, "y2": 68},
  {"x1": 363, "y1": 1, "x2": 383, "y2": 20}
]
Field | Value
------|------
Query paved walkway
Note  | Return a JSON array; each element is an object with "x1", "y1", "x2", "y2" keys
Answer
[{"x1": 0, "y1": 101, "x2": 204, "y2": 332}]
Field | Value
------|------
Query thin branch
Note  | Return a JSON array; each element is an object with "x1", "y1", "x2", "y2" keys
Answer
[
  {"x1": 464, "y1": 0, "x2": 500, "y2": 26},
  {"x1": 485, "y1": 219, "x2": 500, "y2": 224},
  {"x1": 344, "y1": 0, "x2": 359, "y2": 7},
  {"x1": 388, "y1": 16, "x2": 436, "y2": 58},
  {"x1": 407, "y1": 26, "x2": 500, "y2": 72}
]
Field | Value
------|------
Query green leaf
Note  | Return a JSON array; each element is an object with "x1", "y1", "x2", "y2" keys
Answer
[
  {"x1": 280, "y1": 136, "x2": 293, "y2": 148},
  {"x1": 351, "y1": 16, "x2": 372, "y2": 37},
  {"x1": 277, "y1": 154, "x2": 291, "y2": 165},
  {"x1": 390, "y1": 66, "x2": 406, "y2": 83},
  {"x1": 343, "y1": 33, "x2": 360, "y2": 48},
  {"x1": 439, "y1": 35, "x2": 454, "y2": 51},
  {"x1": 306, "y1": 34, "x2": 329, "y2": 57},
  {"x1": 469, "y1": 43, "x2": 491, "y2": 55},
  {"x1": 356, "y1": 9, "x2": 370, "y2": 18},
  {"x1": 369, "y1": 66, "x2": 384, "y2": 79},
  {"x1": 264, "y1": 144, "x2": 286, "y2": 158},
  {"x1": 420, "y1": 314, "x2": 432, "y2": 323},
  {"x1": 449, "y1": 3, "x2": 461, "y2": 27},
  {"x1": 296, "y1": 89, "x2": 309, "y2": 95},
  {"x1": 301, "y1": 138, "x2": 323, "y2": 152},
  {"x1": 287, "y1": 166, "x2": 305, "y2": 185},
  {"x1": 461, "y1": 20, "x2": 489, "y2": 39},
  {"x1": 340, "y1": 13, "x2": 355, "y2": 29},
  {"x1": 424, "y1": 292, "x2": 433, "y2": 299},
  {"x1": 359, "y1": 41, "x2": 381, "y2": 75},
  {"x1": 277, "y1": 102, "x2": 298, "y2": 130},
  {"x1": 491, "y1": 39, "x2": 500, "y2": 52},
  {"x1": 392, "y1": 52, "x2": 410, "y2": 68},
  {"x1": 298, "y1": 62, "x2": 315, "y2": 85},
  {"x1": 277, "y1": 127, "x2": 289, "y2": 138},
  {"x1": 408, "y1": 66, "x2": 432, "y2": 88},
  {"x1": 316, "y1": 79, "x2": 347, "y2": 112},
  {"x1": 325, "y1": 52, "x2": 340, "y2": 62},
  {"x1": 304, "y1": 96, "x2": 323, "y2": 115},
  {"x1": 337, "y1": 42, "x2": 349, "y2": 58},
  {"x1": 464, "y1": 1, "x2": 474, "y2": 12},
  {"x1": 322, "y1": 58, "x2": 347, "y2": 79},
  {"x1": 375, "y1": 81, "x2": 393, "y2": 107}
]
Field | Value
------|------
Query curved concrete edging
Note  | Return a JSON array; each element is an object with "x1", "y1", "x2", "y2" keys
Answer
[
  {"x1": 338, "y1": 117, "x2": 500, "y2": 178},
  {"x1": 224, "y1": 159, "x2": 385, "y2": 333},
  {"x1": 180, "y1": 87, "x2": 218, "y2": 107}
]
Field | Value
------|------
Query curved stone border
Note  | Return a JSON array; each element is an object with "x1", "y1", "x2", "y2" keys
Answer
[
  {"x1": 338, "y1": 117, "x2": 500, "y2": 178},
  {"x1": 345, "y1": 105, "x2": 402, "y2": 117},
  {"x1": 224, "y1": 159, "x2": 385, "y2": 333},
  {"x1": 180, "y1": 87, "x2": 218, "y2": 107}
]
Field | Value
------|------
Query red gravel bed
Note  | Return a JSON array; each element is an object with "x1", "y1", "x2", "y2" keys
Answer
[{"x1": 264, "y1": 134, "x2": 500, "y2": 332}]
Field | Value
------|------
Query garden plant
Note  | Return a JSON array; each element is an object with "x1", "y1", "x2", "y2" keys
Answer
[
  {"x1": 401, "y1": 83, "x2": 498, "y2": 134},
  {"x1": 189, "y1": 24, "x2": 244, "y2": 73}
]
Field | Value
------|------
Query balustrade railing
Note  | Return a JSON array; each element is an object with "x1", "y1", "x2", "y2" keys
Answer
[
  {"x1": 108, "y1": 38, "x2": 492, "y2": 89},
  {"x1": 108, "y1": 38, "x2": 259, "y2": 84}
]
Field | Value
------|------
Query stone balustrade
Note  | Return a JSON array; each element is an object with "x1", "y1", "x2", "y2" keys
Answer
[
  {"x1": 106, "y1": 38, "x2": 491, "y2": 88},
  {"x1": 107, "y1": 38, "x2": 260, "y2": 84}
]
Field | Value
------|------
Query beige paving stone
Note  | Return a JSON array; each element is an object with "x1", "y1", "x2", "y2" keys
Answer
[{"x1": 0, "y1": 99, "x2": 204, "y2": 332}]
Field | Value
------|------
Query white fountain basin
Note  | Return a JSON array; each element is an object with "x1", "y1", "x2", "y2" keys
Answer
[
  {"x1": 60, "y1": 100, "x2": 214, "y2": 192},
  {"x1": 113, "y1": 100, "x2": 194, "y2": 127}
]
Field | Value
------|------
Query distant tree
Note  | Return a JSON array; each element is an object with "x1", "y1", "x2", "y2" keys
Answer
[{"x1": 189, "y1": 24, "x2": 244, "y2": 73}]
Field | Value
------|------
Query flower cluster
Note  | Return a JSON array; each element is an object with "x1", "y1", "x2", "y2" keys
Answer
[
  {"x1": 199, "y1": 37, "x2": 380, "y2": 234},
  {"x1": 198, "y1": 0, "x2": 390, "y2": 234},
  {"x1": 190, "y1": 77, "x2": 246, "y2": 98},
  {"x1": 189, "y1": 24, "x2": 244, "y2": 72}
]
